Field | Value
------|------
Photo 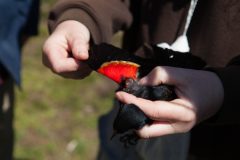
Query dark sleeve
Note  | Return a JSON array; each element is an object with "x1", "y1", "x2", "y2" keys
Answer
[
  {"x1": 21, "y1": 0, "x2": 40, "y2": 36},
  {"x1": 205, "y1": 55, "x2": 240, "y2": 124},
  {"x1": 48, "y1": 0, "x2": 132, "y2": 44}
]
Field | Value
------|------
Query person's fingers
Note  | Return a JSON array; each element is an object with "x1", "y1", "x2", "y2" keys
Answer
[
  {"x1": 42, "y1": 21, "x2": 92, "y2": 79},
  {"x1": 136, "y1": 120, "x2": 193, "y2": 138},
  {"x1": 116, "y1": 91, "x2": 196, "y2": 122},
  {"x1": 136, "y1": 121, "x2": 175, "y2": 138},
  {"x1": 66, "y1": 21, "x2": 90, "y2": 60},
  {"x1": 59, "y1": 62, "x2": 92, "y2": 79},
  {"x1": 69, "y1": 36, "x2": 89, "y2": 60},
  {"x1": 116, "y1": 91, "x2": 196, "y2": 138},
  {"x1": 43, "y1": 40, "x2": 81, "y2": 73}
]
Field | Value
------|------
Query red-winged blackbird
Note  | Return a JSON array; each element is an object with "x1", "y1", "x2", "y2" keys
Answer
[{"x1": 85, "y1": 43, "x2": 206, "y2": 147}]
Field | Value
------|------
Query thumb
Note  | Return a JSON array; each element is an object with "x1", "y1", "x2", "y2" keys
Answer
[
  {"x1": 71, "y1": 37, "x2": 89, "y2": 60},
  {"x1": 139, "y1": 66, "x2": 188, "y2": 86},
  {"x1": 139, "y1": 66, "x2": 176, "y2": 86},
  {"x1": 66, "y1": 21, "x2": 90, "y2": 60}
]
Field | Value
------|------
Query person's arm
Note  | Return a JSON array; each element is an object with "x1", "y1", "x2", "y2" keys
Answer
[
  {"x1": 204, "y1": 55, "x2": 240, "y2": 125},
  {"x1": 48, "y1": 0, "x2": 132, "y2": 43},
  {"x1": 42, "y1": 0, "x2": 132, "y2": 79}
]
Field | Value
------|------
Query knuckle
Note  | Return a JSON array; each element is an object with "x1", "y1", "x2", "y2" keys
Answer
[
  {"x1": 152, "y1": 110, "x2": 161, "y2": 119},
  {"x1": 185, "y1": 110, "x2": 197, "y2": 123},
  {"x1": 183, "y1": 123, "x2": 195, "y2": 133},
  {"x1": 149, "y1": 102, "x2": 161, "y2": 118},
  {"x1": 51, "y1": 62, "x2": 64, "y2": 74},
  {"x1": 152, "y1": 66, "x2": 162, "y2": 76},
  {"x1": 152, "y1": 66, "x2": 169, "y2": 83}
]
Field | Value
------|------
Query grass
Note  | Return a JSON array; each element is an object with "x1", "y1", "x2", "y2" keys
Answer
[{"x1": 14, "y1": 1, "x2": 121, "y2": 160}]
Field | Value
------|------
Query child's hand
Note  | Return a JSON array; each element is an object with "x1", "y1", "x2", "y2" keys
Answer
[
  {"x1": 42, "y1": 20, "x2": 92, "y2": 79},
  {"x1": 116, "y1": 66, "x2": 224, "y2": 138}
]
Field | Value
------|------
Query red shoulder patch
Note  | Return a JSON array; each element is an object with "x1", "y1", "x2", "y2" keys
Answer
[{"x1": 97, "y1": 61, "x2": 140, "y2": 83}]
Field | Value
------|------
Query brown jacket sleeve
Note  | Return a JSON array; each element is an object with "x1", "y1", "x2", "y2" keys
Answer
[
  {"x1": 48, "y1": 0, "x2": 132, "y2": 44},
  {"x1": 206, "y1": 56, "x2": 240, "y2": 124}
]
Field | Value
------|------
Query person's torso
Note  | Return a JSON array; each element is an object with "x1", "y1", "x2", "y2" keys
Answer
[{"x1": 123, "y1": 0, "x2": 240, "y2": 67}]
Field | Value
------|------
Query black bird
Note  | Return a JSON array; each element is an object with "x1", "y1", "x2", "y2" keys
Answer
[{"x1": 85, "y1": 43, "x2": 206, "y2": 147}]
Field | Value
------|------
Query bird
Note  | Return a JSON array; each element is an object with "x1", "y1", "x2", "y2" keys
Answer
[{"x1": 85, "y1": 43, "x2": 206, "y2": 147}]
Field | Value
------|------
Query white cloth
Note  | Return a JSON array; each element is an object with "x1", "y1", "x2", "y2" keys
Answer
[{"x1": 157, "y1": 0, "x2": 198, "y2": 53}]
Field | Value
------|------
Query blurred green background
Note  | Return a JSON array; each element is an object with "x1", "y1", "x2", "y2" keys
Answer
[{"x1": 14, "y1": 0, "x2": 122, "y2": 159}]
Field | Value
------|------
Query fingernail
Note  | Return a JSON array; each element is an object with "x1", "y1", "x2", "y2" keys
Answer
[{"x1": 77, "y1": 48, "x2": 88, "y2": 59}]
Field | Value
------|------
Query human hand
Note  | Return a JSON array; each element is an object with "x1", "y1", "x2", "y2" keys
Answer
[
  {"x1": 42, "y1": 20, "x2": 92, "y2": 79},
  {"x1": 116, "y1": 66, "x2": 224, "y2": 138}
]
